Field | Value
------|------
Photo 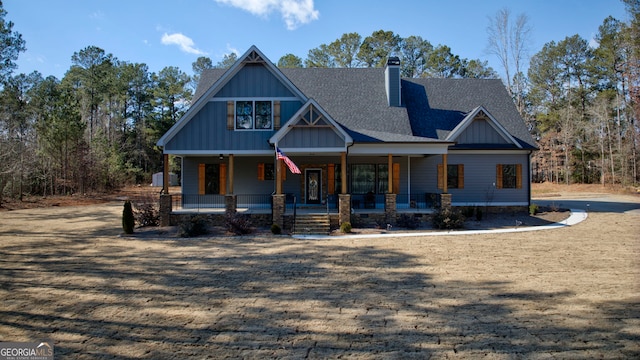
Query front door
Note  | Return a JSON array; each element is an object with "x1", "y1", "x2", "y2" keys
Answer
[{"x1": 305, "y1": 169, "x2": 321, "y2": 204}]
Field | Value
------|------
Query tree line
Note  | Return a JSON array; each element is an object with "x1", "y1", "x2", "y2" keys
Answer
[
  {"x1": 526, "y1": 1, "x2": 639, "y2": 186},
  {"x1": 0, "y1": 1, "x2": 638, "y2": 205}
]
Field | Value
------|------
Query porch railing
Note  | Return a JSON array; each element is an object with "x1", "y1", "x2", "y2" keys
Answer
[
  {"x1": 237, "y1": 194, "x2": 272, "y2": 209},
  {"x1": 172, "y1": 193, "x2": 272, "y2": 211},
  {"x1": 350, "y1": 193, "x2": 385, "y2": 210},
  {"x1": 173, "y1": 194, "x2": 225, "y2": 211},
  {"x1": 396, "y1": 193, "x2": 440, "y2": 209},
  {"x1": 170, "y1": 192, "x2": 441, "y2": 212}
]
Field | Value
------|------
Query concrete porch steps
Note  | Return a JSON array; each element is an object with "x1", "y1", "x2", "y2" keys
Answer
[{"x1": 293, "y1": 214, "x2": 330, "y2": 235}]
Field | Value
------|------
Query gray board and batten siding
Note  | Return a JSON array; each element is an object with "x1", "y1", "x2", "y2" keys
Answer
[
  {"x1": 410, "y1": 153, "x2": 530, "y2": 206},
  {"x1": 164, "y1": 64, "x2": 303, "y2": 153}
]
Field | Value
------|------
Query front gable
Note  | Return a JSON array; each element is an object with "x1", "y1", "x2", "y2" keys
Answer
[
  {"x1": 157, "y1": 46, "x2": 307, "y2": 151},
  {"x1": 214, "y1": 63, "x2": 298, "y2": 98},
  {"x1": 447, "y1": 106, "x2": 522, "y2": 149},
  {"x1": 270, "y1": 99, "x2": 352, "y2": 152}
]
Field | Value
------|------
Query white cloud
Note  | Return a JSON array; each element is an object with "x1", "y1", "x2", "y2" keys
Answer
[
  {"x1": 215, "y1": 0, "x2": 319, "y2": 30},
  {"x1": 161, "y1": 33, "x2": 207, "y2": 55},
  {"x1": 226, "y1": 44, "x2": 240, "y2": 56},
  {"x1": 89, "y1": 11, "x2": 104, "y2": 20}
]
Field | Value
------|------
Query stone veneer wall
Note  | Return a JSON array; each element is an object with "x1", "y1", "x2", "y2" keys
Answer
[{"x1": 170, "y1": 213, "x2": 272, "y2": 228}]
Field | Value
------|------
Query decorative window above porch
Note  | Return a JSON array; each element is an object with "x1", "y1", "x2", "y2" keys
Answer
[{"x1": 235, "y1": 100, "x2": 272, "y2": 130}]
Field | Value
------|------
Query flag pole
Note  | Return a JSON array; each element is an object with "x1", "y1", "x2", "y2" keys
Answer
[{"x1": 275, "y1": 145, "x2": 282, "y2": 195}]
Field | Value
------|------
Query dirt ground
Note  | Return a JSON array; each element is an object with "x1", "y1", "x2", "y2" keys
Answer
[{"x1": 0, "y1": 187, "x2": 638, "y2": 358}]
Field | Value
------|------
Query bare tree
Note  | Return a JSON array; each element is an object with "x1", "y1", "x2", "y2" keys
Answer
[{"x1": 486, "y1": 8, "x2": 532, "y2": 114}]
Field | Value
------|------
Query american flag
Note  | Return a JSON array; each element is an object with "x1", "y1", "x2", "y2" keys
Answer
[{"x1": 276, "y1": 147, "x2": 301, "y2": 174}]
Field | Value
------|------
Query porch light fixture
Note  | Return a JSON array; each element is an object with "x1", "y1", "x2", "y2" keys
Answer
[{"x1": 219, "y1": 154, "x2": 224, "y2": 160}]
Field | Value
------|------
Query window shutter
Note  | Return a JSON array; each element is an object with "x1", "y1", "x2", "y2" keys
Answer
[
  {"x1": 274, "y1": 101, "x2": 281, "y2": 130},
  {"x1": 219, "y1": 163, "x2": 227, "y2": 194},
  {"x1": 198, "y1": 164, "x2": 205, "y2": 195},
  {"x1": 458, "y1": 164, "x2": 464, "y2": 189},
  {"x1": 516, "y1": 164, "x2": 522, "y2": 189},
  {"x1": 327, "y1": 164, "x2": 335, "y2": 194},
  {"x1": 437, "y1": 164, "x2": 443, "y2": 189},
  {"x1": 393, "y1": 163, "x2": 400, "y2": 194},
  {"x1": 496, "y1": 164, "x2": 503, "y2": 189},
  {"x1": 227, "y1": 101, "x2": 234, "y2": 130},
  {"x1": 258, "y1": 163, "x2": 265, "y2": 181}
]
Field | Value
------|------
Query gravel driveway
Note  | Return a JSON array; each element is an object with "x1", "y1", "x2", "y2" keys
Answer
[{"x1": 0, "y1": 193, "x2": 638, "y2": 358}]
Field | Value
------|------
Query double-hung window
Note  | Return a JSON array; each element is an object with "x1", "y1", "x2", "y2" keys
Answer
[{"x1": 235, "y1": 100, "x2": 273, "y2": 130}]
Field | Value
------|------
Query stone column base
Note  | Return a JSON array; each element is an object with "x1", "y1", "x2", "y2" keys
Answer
[
  {"x1": 440, "y1": 193, "x2": 452, "y2": 209},
  {"x1": 159, "y1": 194, "x2": 172, "y2": 226},
  {"x1": 338, "y1": 194, "x2": 351, "y2": 225},
  {"x1": 272, "y1": 194, "x2": 286, "y2": 229},
  {"x1": 225, "y1": 195, "x2": 237, "y2": 215},
  {"x1": 385, "y1": 193, "x2": 397, "y2": 225}
]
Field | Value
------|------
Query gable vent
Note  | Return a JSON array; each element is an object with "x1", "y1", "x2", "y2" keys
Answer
[
  {"x1": 242, "y1": 50, "x2": 265, "y2": 64},
  {"x1": 385, "y1": 57, "x2": 401, "y2": 107}
]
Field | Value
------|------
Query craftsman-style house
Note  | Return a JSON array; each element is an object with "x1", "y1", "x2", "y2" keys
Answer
[{"x1": 157, "y1": 45, "x2": 537, "y2": 230}]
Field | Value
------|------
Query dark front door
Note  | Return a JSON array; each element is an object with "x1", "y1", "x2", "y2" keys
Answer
[{"x1": 306, "y1": 169, "x2": 321, "y2": 204}]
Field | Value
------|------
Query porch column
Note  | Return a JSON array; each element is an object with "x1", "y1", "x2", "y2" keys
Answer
[
  {"x1": 163, "y1": 153, "x2": 169, "y2": 194},
  {"x1": 276, "y1": 159, "x2": 283, "y2": 195},
  {"x1": 441, "y1": 154, "x2": 451, "y2": 209},
  {"x1": 388, "y1": 154, "x2": 393, "y2": 193},
  {"x1": 339, "y1": 152, "x2": 350, "y2": 226},
  {"x1": 228, "y1": 154, "x2": 234, "y2": 194},
  {"x1": 340, "y1": 152, "x2": 347, "y2": 194},
  {"x1": 442, "y1": 154, "x2": 448, "y2": 193}
]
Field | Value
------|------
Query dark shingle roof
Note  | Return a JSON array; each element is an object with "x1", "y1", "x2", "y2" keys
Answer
[
  {"x1": 281, "y1": 68, "x2": 420, "y2": 142},
  {"x1": 193, "y1": 69, "x2": 226, "y2": 102},
  {"x1": 404, "y1": 78, "x2": 537, "y2": 149},
  {"x1": 192, "y1": 67, "x2": 536, "y2": 149}
]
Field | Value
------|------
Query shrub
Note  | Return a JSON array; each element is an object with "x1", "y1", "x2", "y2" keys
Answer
[
  {"x1": 133, "y1": 195, "x2": 159, "y2": 227},
  {"x1": 122, "y1": 200, "x2": 135, "y2": 234},
  {"x1": 396, "y1": 214, "x2": 421, "y2": 229},
  {"x1": 226, "y1": 214, "x2": 253, "y2": 235},
  {"x1": 432, "y1": 208, "x2": 465, "y2": 230},
  {"x1": 340, "y1": 221, "x2": 352, "y2": 233},
  {"x1": 270, "y1": 223, "x2": 282, "y2": 235},
  {"x1": 529, "y1": 203, "x2": 539, "y2": 215},
  {"x1": 462, "y1": 206, "x2": 475, "y2": 218},
  {"x1": 178, "y1": 215, "x2": 209, "y2": 238}
]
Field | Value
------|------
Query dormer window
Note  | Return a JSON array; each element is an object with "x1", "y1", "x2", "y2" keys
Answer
[{"x1": 235, "y1": 100, "x2": 273, "y2": 130}]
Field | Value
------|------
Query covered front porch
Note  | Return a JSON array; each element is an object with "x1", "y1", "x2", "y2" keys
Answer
[{"x1": 158, "y1": 150, "x2": 454, "y2": 228}]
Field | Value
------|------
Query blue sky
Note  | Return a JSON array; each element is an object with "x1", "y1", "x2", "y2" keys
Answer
[{"x1": 5, "y1": 0, "x2": 629, "y2": 80}]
